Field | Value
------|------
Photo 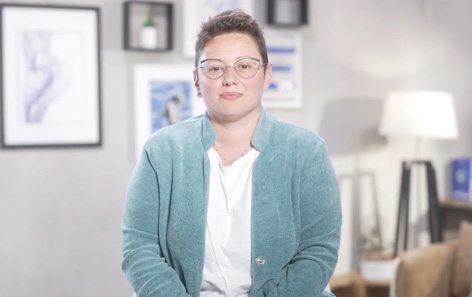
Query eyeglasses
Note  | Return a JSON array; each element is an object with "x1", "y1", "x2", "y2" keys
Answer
[{"x1": 198, "y1": 57, "x2": 267, "y2": 79}]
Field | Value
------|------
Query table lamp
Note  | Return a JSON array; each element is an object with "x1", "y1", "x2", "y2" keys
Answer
[{"x1": 378, "y1": 91, "x2": 458, "y2": 256}]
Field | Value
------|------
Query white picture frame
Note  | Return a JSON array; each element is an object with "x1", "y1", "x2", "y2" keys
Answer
[
  {"x1": 262, "y1": 29, "x2": 303, "y2": 108},
  {"x1": 0, "y1": 4, "x2": 101, "y2": 148},
  {"x1": 133, "y1": 64, "x2": 206, "y2": 157},
  {"x1": 182, "y1": 0, "x2": 254, "y2": 58}
]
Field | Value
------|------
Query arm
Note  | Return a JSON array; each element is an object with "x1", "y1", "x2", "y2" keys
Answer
[
  {"x1": 122, "y1": 148, "x2": 191, "y2": 297},
  {"x1": 268, "y1": 142, "x2": 342, "y2": 297}
]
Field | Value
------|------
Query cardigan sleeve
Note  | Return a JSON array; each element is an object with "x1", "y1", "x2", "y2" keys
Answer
[
  {"x1": 266, "y1": 141, "x2": 342, "y2": 297},
  {"x1": 122, "y1": 148, "x2": 191, "y2": 297}
]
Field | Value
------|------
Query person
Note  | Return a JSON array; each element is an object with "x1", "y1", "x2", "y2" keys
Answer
[{"x1": 122, "y1": 9, "x2": 342, "y2": 297}]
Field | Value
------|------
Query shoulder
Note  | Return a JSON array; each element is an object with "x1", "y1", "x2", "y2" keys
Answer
[{"x1": 266, "y1": 113, "x2": 326, "y2": 151}]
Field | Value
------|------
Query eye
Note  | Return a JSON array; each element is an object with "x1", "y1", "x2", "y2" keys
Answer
[
  {"x1": 236, "y1": 62, "x2": 255, "y2": 71},
  {"x1": 204, "y1": 62, "x2": 226, "y2": 73},
  {"x1": 208, "y1": 65, "x2": 223, "y2": 72}
]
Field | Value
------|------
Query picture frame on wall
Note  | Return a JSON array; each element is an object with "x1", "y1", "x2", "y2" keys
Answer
[
  {"x1": 0, "y1": 4, "x2": 101, "y2": 148},
  {"x1": 267, "y1": 0, "x2": 308, "y2": 26},
  {"x1": 182, "y1": 0, "x2": 254, "y2": 58},
  {"x1": 133, "y1": 64, "x2": 206, "y2": 158},
  {"x1": 262, "y1": 29, "x2": 302, "y2": 108}
]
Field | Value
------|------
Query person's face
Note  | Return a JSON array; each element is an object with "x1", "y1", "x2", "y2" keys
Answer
[{"x1": 193, "y1": 33, "x2": 272, "y2": 123}]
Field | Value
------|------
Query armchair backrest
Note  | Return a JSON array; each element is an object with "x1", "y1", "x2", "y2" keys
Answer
[
  {"x1": 451, "y1": 221, "x2": 472, "y2": 297},
  {"x1": 390, "y1": 240, "x2": 458, "y2": 297}
]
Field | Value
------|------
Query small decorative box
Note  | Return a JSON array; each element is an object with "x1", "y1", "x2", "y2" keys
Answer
[{"x1": 451, "y1": 157, "x2": 472, "y2": 202}]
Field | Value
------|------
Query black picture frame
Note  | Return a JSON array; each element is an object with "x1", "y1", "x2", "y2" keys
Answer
[
  {"x1": 0, "y1": 3, "x2": 102, "y2": 148},
  {"x1": 123, "y1": 1, "x2": 173, "y2": 52},
  {"x1": 267, "y1": 0, "x2": 308, "y2": 26}
]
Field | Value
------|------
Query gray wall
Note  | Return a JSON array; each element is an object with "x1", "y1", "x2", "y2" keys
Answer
[{"x1": 0, "y1": 0, "x2": 471, "y2": 296}]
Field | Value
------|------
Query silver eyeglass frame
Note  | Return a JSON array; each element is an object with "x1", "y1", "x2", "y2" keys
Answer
[{"x1": 197, "y1": 57, "x2": 268, "y2": 79}]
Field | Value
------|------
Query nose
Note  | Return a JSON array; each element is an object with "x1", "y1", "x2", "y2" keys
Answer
[{"x1": 222, "y1": 66, "x2": 239, "y2": 85}]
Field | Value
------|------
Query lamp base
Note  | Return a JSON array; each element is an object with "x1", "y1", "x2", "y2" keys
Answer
[{"x1": 393, "y1": 160, "x2": 443, "y2": 257}]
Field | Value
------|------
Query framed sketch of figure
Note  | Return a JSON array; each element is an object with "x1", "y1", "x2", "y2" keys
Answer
[
  {"x1": 0, "y1": 4, "x2": 101, "y2": 148},
  {"x1": 133, "y1": 64, "x2": 206, "y2": 159}
]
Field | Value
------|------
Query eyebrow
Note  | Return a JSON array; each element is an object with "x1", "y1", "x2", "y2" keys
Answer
[
  {"x1": 200, "y1": 58, "x2": 223, "y2": 64},
  {"x1": 200, "y1": 57, "x2": 261, "y2": 65}
]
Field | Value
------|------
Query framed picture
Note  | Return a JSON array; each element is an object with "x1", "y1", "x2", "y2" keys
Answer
[
  {"x1": 133, "y1": 64, "x2": 206, "y2": 157},
  {"x1": 182, "y1": 0, "x2": 254, "y2": 58},
  {"x1": 267, "y1": 0, "x2": 308, "y2": 26},
  {"x1": 0, "y1": 4, "x2": 101, "y2": 148},
  {"x1": 262, "y1": 29, "x2": 302, "y2": 108}
]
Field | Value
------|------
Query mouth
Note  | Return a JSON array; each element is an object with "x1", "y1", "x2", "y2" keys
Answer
[{"x1": 220, "y1": 92, "x2": 242, "y2": 100}]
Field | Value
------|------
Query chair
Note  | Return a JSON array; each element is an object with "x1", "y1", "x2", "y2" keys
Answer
[{"x1": 390, "y1": 220, "x2": 472, "y2": 297}]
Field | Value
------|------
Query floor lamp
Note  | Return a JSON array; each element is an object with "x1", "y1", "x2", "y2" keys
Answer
[
  {"x1": 318, "y1": 98, "x2": 386, "y2": 269},
  {"x1": 378, "y1": 91, "x2": 458, "y2": 257}
]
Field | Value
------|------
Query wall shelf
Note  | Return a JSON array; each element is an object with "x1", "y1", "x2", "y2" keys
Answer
[
  {"x1": 442, "y1": 199, "x2": 472, "y2": 210},
  {"x1": 441, "y1": 199, "x2": 472, "y2": 238},
  {"x1": 267, "y1": 0, "x2": 308, "y2": 26},
  {"x1": 123, "y1": 1, "x2": 173, "y2": 51}
]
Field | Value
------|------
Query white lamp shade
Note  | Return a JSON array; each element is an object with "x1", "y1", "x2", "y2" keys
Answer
[{"x1": 378, "y1": 91, "x2": 458, "y2": 139}]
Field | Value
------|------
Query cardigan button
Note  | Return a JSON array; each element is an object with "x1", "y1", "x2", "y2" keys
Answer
[{"x1": 255, "y1": 256, "x2": 265, "y2": 265}]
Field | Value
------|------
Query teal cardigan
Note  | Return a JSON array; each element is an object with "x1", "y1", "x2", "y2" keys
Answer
[{"x1": 122, "y1": 110, "x2": 342, "y2": 297}]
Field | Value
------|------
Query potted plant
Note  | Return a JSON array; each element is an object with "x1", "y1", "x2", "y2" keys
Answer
[{"x1": 140, "y1": 13, "x2": 157, "y2": 49}]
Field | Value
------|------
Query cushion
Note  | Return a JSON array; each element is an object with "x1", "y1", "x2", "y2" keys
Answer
[{"x1": 452, "y1": 220, "x2": 472, "y2": 296}]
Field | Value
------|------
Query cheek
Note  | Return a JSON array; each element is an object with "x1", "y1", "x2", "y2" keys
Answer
[
  {"x1": 249, "y1": 77, "x2": 267, "y2": 92},
  {"x1": 199, "y1": 80, "x2": 215, "y2": 94}
]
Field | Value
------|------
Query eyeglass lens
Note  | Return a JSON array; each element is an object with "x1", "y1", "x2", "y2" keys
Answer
[{"x1": 201, "y1": 58, "x2": 263, "y2": 79}]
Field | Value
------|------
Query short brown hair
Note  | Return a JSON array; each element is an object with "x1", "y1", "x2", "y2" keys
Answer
[{"x1": 194, "y1": 9, "x2": 268, "y2": 68}]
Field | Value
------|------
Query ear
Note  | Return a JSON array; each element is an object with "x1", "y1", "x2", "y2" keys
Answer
[
  {"x1": 263, "y1": 64, "x2": 273, "y2": 91},
  {"x1": 193, "y1": 69, "x2": 202, "y2": 96}
]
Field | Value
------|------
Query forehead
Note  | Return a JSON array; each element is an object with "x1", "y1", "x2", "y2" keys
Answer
[{"x1": 201, "y1": 32, "x2": 261, "y2": 60}]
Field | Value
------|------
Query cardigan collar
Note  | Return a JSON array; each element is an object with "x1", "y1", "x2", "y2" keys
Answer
[
  {"x1": 202, "y1": 113, "x2": 217, "y2": 152},
  {"x1": 201, "y1": 108, "x2": 273, "y2": 153}
]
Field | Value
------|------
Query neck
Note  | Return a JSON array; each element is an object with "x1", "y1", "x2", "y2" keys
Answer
[
  {"x1": 209, "y1": 110, "x2": 261, "y2": 166},
  {"x1": 210, "y1": 110, "x2": 261, "y2": 147}
]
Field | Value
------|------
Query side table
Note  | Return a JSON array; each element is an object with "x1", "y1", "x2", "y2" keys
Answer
[
  {"x1": 363, "y1": 278, "x2": 390, "y2": 297},
  {"x1": 330, "y1": 271, "x2": 390, "y2": 297}
]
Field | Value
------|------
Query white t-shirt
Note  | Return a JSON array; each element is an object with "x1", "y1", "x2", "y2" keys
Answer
[{"x1": 200, "y1": 147, "x2": 259, "y2": 297}]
